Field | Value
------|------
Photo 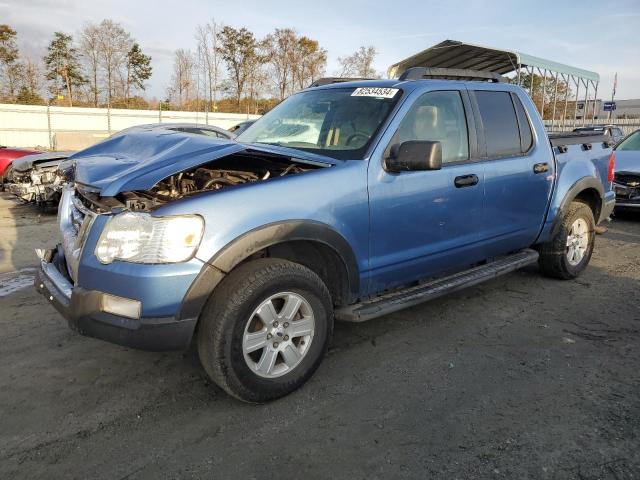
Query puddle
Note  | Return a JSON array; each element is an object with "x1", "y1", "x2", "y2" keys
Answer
[{"x1": 0, "y1": 268, "x2": 36, "y2": 297}]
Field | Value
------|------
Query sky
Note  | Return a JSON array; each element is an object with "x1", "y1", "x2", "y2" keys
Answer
[{"x1": 2, "y1": 0, "x2": 639, "y2": 100}]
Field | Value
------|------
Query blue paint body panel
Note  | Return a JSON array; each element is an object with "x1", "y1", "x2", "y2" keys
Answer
[{"x1": 67, "y1": 79, "x2": 613, "y2": 322}]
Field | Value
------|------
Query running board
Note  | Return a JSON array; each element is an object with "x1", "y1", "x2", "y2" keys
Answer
[{"x1": 336, "y1": 249, "x2": 539, "y2": 322}]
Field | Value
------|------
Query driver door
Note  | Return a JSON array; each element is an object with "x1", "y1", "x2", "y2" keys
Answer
[{"x1": 367, "y1": 88, "x2": 487, "y2": 294}]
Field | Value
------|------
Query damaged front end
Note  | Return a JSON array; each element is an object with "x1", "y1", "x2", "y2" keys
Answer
[
  {"x1": 8, "y1": 152, "x2": 74, "y2": 206},
  {"x1": 9, "y1": 164, "x2": 65, "y2": 204},
  {"x1": 93, "y1": 149, "x2": 325, "y2": 212},
  {"x1": 613, "y1": 171, "x2": 640, "y2": 209}
]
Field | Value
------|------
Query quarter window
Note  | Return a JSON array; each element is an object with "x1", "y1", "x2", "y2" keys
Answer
[
  {"x1": 512, "y1": 94, "x2": 534, "y2": 153},
  {"x1": 394, "y1": 91, "x2": 469, "y2": 164}
]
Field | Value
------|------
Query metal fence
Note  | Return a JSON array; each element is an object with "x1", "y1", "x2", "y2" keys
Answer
[
  {"x1": 544, "y1": 118, "x2": 640, "y2": 135},
  {"x1": 0, "y1": 103, "x2": 260, "y2": 150}
]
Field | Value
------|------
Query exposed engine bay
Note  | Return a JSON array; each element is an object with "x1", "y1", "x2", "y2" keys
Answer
[{"x1": 112, "y1": 151, "x2": 324, "y2": 211}]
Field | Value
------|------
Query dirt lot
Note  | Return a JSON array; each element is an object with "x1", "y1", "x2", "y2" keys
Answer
[{"x1": 1, "y1": 191, "x2": 639, "y2": 479}]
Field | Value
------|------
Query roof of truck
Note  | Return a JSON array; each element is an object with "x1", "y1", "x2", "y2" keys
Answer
[{"x1": 308, "y1": 77, "x2": 522, "y2": 94}]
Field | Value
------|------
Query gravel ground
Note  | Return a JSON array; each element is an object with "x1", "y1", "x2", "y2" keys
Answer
[{"x1": 1, "y1": 191, "x2": 639, "y2": 479}]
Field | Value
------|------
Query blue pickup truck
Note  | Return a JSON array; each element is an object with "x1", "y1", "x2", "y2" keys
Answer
[{"x1": 36, "y1": 69, "x2": 616, "y2": 402}]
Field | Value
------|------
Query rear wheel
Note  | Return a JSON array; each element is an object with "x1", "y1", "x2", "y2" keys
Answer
[
  {"x1": 538, "y1": 201, "x2": 595, "y2": 279},
  {"x1": 197, "y1": 258, "x2": 333, "y2": 403}
]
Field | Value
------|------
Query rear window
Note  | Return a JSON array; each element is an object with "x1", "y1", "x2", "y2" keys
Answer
[{"x1": 475, "y1": 91, "x2": 524, "y2": 158}]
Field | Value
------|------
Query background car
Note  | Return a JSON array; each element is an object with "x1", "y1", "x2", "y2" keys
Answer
[
  {"x1": 112, "y1": 122, "x2": 234, "y2": 140},
  {"x1": 573, "y1": 125, "x2": 626, "y2": 145},
  {"x1": 228, "y1": 120, "x2": 256, "y2": 137},
  {"x1": 0, "y1": 146, "x2": 41, "y2": 188},
  {"x1": 8, "y1": 151, "x2": 75, "y2": 206},
  {"x1": 612, "y1": 129, "x2": 640, "y2": 212}
]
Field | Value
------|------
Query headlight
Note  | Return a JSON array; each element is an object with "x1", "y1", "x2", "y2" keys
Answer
[{"x1": 95, "y1": 212, "x2": 204, "y2": 264}]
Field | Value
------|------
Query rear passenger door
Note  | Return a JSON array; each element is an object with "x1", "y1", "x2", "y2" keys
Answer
[{"x1": 469, "y1": 88, "x2": 555, "y2": 256}]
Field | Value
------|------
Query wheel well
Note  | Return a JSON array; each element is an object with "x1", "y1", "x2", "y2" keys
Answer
[
  {"x1": 573, "y1": 188, "x2": 602, "y2": 222},
  {"x1": 240, "y1": 240, "x2": 352, "y2": 307}
]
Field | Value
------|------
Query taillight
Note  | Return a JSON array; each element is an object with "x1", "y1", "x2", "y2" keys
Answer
[{"x1": 608, "y1": 152, "x2": 615, "y2": 183}]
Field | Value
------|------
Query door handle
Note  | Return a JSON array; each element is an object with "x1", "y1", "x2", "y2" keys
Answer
[
  {"x1": 533, "y1": 162, "x2": 549, "y2": 174},
  {"x1": 454, "y1": 174, "x2": 479, "y2": 188}
]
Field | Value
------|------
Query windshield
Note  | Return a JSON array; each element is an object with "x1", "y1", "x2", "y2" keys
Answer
[
  {"x1": 616, "y1": 130, "x2": 640, "y2": 151},
  {"x1": 238, "y1": 86, "x2": 402, "y2": 160}
]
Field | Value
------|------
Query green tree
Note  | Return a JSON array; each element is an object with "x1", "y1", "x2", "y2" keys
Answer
[
  {"x1": 293, "y1": 36, "x2": 326, "y2": 90},
  {"x1": 16, "y1": 85, "x2": 43, "y2": 104},
  {"x1": 0, "y1": 24, "x2": 21, "y2": 100},
  {"x1": 217, "y1": 26, "x2": 258, "y2": 109},
  {"x1": 43, "y1": 32, "x2": 85, "y2": 106},
  {"x1": 126, "y1": 42, "x2": 152, "y2": 105}
]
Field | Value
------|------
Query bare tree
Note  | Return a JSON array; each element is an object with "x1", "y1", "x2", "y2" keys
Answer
[
  {"x1": 337, "y1": 46, "x2": 378, "y2": 78},
  {"x1": 195, "y1": 20, "x2": 223, "y2": 112},
  {"x1": 96, "y1": 19, "x2": 132, "y2": 107},
  {"x1": 168, "y1": 49, "x2": 195, "y2": 108},
  {"x1": 16, "y1": 57, "x2": 44, "y2": 104},
  {"x1": 245, "y1": 48, "x2": 267, "y2": 114},
  {"x1": 79, "y1": 22, "x2": 101, "y2": 106}
]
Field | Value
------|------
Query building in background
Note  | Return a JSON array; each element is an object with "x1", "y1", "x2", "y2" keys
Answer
[{"x1": 577, "y1": 99, "x2": 640, "y2": 120}]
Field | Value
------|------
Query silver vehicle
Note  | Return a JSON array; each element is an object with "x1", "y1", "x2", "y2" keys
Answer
[
  {"x1": 573, "y1": 125, "x2": 626, "y2": 145},
  {"x1": 114, "y1": 122, "x2": 235, "y2": 140}
]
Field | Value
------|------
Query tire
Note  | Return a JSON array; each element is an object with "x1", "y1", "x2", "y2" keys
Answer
[
  {"x1": 538, "y1": 201, "x2": 595, "y2": 279},
  {"x1": 197, "y1": 258, "x2": 333, "y2": 403},
  {"x1": 0, "y1": 165, "x2": 12, "y2": 191}
]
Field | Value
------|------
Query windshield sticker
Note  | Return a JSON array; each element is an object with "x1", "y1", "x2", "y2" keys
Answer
[{"x1": 351, "y1": 87, "x2": 399, "y2": 98}]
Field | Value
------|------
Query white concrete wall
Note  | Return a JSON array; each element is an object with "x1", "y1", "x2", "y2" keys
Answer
[{"x1": 0, "y1": 103, "x2": 260, "y2": 150}]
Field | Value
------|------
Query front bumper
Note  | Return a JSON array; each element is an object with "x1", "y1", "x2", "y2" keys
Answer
[
  {"x1": 613, "y1": 182, "x2": 640, "y2": 209},
  {"x1": 36, "y1": 248, "x2": 197, "y2": 351}
]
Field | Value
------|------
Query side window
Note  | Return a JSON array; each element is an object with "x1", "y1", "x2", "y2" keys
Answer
[
  {"x1": 475, "y1": 91, "x2": 521, "y2": 158},
  {"x1": 395, "y1": 91, "x2": 469, "y2": 164},
  {"x1": 512, "y1": 94, "x2": 534, "y2": 153}
]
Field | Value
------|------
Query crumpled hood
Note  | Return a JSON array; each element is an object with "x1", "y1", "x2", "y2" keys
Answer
[
  {"x1": 70, "y1": 130, "x2": 334, "y2": 197},
  {"x1": 614, "y1": 150, "x2": 640, "y2": 174},
  {"x1": 13, "y1": 151, "x2": 74, "y2": 172}
]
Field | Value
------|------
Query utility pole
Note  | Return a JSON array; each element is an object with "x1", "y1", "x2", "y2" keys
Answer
[{"x1": 608, "y1": 72, "x2": 617, "y2": 120}]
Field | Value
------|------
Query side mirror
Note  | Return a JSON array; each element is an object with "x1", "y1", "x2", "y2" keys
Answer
[{"x1": 385, "y1": 140, "x2": 442, "y2": 172}]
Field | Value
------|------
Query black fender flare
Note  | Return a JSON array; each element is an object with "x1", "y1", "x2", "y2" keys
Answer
[
  {"x1": 550, "y1": 177, "x2": 604, "y2": 238},
  {"x1": 179, "y1": 220, "x2": 360, "y2": 321}
]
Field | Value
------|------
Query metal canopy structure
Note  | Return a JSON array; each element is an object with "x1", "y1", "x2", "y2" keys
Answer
[{"x1": 387, "y1": 40, "x2": 600, "y2": 129}]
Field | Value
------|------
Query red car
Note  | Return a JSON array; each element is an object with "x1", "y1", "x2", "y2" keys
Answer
[{"x1": 0, "y1": 146, "x2": 41, "y2": 186}]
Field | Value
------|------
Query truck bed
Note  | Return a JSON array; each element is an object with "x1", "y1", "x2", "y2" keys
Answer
[{"x1": 548, "y1": 132, "x2": 612, "y2": 148}]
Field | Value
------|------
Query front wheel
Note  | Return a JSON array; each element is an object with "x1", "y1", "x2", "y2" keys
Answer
[
  {"x1": 197, "y1": 258, "x2": 333, "y2": 403},
  {"x1": 538, "y1": 201, "x2": 595, "y2": 279}
]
